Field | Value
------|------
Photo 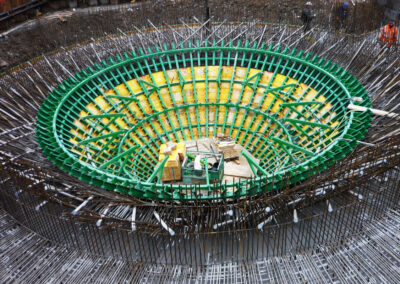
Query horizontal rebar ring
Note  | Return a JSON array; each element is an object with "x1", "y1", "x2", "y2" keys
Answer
[{"x1": 36, "y1": 41, "x2": 371, "y2": 200}]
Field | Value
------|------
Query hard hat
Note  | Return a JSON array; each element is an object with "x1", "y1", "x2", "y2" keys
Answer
[
  {"x1": 306, "y1": 1, "x2": 312, "y2": 5},
  {"x1": 344, "y1": 2, "x2": 349, "y2": 7}
]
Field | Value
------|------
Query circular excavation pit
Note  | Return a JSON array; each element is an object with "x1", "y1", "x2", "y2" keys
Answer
[{"x1": 36, "y1": 42, "x2": 372, "y2": 200}]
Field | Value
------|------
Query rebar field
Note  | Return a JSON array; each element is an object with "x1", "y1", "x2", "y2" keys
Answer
[{"x1": 0, "y1": 1, "x2": 400, "y2": 283}]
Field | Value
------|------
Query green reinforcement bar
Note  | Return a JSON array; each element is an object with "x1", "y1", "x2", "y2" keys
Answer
[{"x1": 36, "y1": 39, "x2": 372, "y2": 201}]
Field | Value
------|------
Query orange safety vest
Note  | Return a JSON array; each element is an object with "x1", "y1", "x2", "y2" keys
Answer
[{"x1": 379, "y1": 24, "x2": 399, "y2": 47}]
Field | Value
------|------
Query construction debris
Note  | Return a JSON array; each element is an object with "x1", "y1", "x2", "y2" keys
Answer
[{"x1": 212, "y1": 136, "x2": 240, "y2": 161}]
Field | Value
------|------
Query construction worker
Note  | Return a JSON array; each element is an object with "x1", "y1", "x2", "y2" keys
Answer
[
  {"x1": 301, "y1": 2, "x2": 316, "y2": 32},
  {"x1": 335, "y1": 1, "x2": 349, "y2": 30},
  {"x1": 378, "y1": 21, "x2": 398, "y2": 49}
]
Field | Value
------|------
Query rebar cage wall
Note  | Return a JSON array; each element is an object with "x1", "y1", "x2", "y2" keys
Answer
[
  {"x1": 35, "y1": 41, "x2": 371, "y2": 200},
  {"x1": 0, "y1": 5, "x2": 399, "y2": 271},
  {"x1": 0, "y1": 0, "x2": 383, "y2": 75},
  {"x1": 1, "y1": 133, "x2": 399, "y2": 265}
]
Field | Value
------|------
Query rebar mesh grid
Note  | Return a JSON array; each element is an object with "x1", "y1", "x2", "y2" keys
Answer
[
  {"x1": 0, "y1": 15, "x2": 400, "y2": 280},
  {"x1": 1, "y1": 208, "x2": 399, "y2": 283},
  {"x1": 35, "y1": 41, "x2": 371, "y2": 200}
]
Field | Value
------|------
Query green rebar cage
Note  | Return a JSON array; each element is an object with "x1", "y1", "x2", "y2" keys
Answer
[{"x1": 36, "y1": 40, "x2": 371, "y2": 201}]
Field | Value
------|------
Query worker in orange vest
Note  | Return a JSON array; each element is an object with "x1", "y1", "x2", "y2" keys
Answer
[{"x1": 379, "y1": 22, "x2": 398, "y2": 48}]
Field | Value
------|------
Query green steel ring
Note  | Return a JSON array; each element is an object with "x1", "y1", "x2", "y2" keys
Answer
[{"x1": 36, "y1": 40, "x2": 372, "y2": 201}]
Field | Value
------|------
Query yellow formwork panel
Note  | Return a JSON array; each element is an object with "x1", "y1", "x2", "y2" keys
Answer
[
  {"x1": 208, "y1": 106, "x2": 216, "y2": 124},
  {"x1": 115, "y1": 84, "x2": 130, "y2": 96},
  {"x1": 226, "y1": 108, "x2": 235, "y2": 125},
  {"x1": 124, "y1": 138, "x2": 136, "y2": 149},
  {"x1": 127, "y1": 101, "x2": 144, "y2": 119},
  {"x1": 208, "y1": 82, "x2": 218, "y2": 102},
  {"x1": 194, "y1": 66, "x2": 205, "y2": 80},
  {"x1": 271, "y1": 74, "x2": 286, "y2": 87},
  {"x1": 196, "y1": 82, "x2": 206, "y2": 103},
  {"x1": 166, "y1": 70, "x2": 179, "y2": 83},
  {"x1": 260, "y1": 71, "x2": 273, "y2": 85},
  {"x1": 87, "y1": 102, "x2": 100, "y2": 115},
  {"x1": 183, "y1": 84, "x2": 195, "y2": 103},
  {"x1": 160, "y1": 88, "x2": 174, "y2": 108},
  {"x1": 235, "y1": 109, "x2": 245, "y2": 126},
  {"x1": 217, "y1": 106, "x2": 227, "y2": 125},
  {"x1": 252, "y1": 115, "x2": 262, "y2": 131},
  {"x1": 318, "y1": 104, "x2": 334, "y2": 119},
  {"x1": 169, "y1": 112, "x2": 180, "y2": 129},
  {"x1": 293, "y1": 83, "x2": 307, "y2": 98},
  {"x1": 69, "y1": 65, "x2": 339, "y2": 171},
  {"x1": 219, "y1": 82, "x2": 230, "y2": 102},
  {"x1": 94, "y1": 96, "x2": 111, "y2": 111},
  {"x1": 199, "y1": 106, "x2": 206, "y2": 124},
  {"x1": 243, "y1": 113, "x2": 253, "y2": 129},
  {"x1": 285, "y1": 77, "x2": 298, "y2": 92},
  {"x1": 235, "y1": 67, "x2": 247, "y2": 80},
  {"x1": 140, "y1": 74, "x2": 152, "y2": 85},
  {"x1": 129, "y1": 133, "x2": 142, "y2": 145},
  {"x1": 303, "y1": 89, "x2": 318, "y2": 101},
  {"x1": 69, "y1": 137, "x2": 79, "y2": 145},
  {"x1": 221, "y1": 66, "x2": 233, "y2": 80},
  {"x1": 70, "y1": 129, "x2": 85, "y2": 140},
  {"x1": 208, "y1": 66, "x2": 219, "y2": 80},
  {"x1": 247, "y1": 69, "x2": 260, "y2": 84},
  {"x1": 171, "y1": 85, "x2": 183, "y2": 105},
  {"x1": 149, "y1": 91, "x2": 161, "y2": 105},
  {"x1": 153, "y1": 71, "x2": 167, "y2": 86},
  {"x1": 231, "y1": 83, "x2": 242, "y2": 103},
  {"x1": 115, "y1": 117, "x2": 128, "y2": 130},
  {"x1": 126, "y1": 79, "x2": 142, "y2": 94},
  {"x1": 178, "y1": 108, "x2": 188, "y2": 125},
  {"x1": 180, "y1": 67, "x2": 192, "y2": 79},
  {"x1": 143, "y1": 122, "x2": 155, "y2": 137},
  {"x1": 137, "y1": 94, "x2": 152, "y2": 114},
  {"x1": 252, "y1": 88, "x2": 264, "y2": 106},
  {"x1": 192, "y1": 128, "x2": 200, "y2": 139},
  {"x1": 86, "y1": 68, "x2": 333, "y2": 131},
  {"x1": 240, "y1": 86, "x2": 254, "y2": 105},
  {"x1": 159, "y1": 113, "x2": 172, "y2": 131},
  {"x1": 121, "y1": 109, "x2": 137, "y2": 124},
  {"x1": 74, "y1": 118, "x2": 89, "y2": 132}
]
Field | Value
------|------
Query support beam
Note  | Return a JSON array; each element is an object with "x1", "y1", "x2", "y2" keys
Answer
[
  {"x1": 83, "y1": 113, "x2": 126, "y2": 120},
  {"x1": 98, "y1": 146, "x2": 139, "y2": 170},
  {"x1": 282, "y1": 118, "x2": 331, "y2": 130},
  {"x1": 105, "y1": 95, "x2": 139, "y2": 103},
  {"x1": 272, "y1": 137, "x2": 313, "y2": 155},
  {"x1": 77, "y1": 130, "x2": 127, "y2": 145},
  {"x1": 241, "y1": 151, "x2": 268, "y2": 176},
  {"x1": 280, "y1": 101, "x2": 323, "y2": 107}
]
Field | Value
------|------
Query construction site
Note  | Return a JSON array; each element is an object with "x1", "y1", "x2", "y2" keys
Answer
[{"x1": 0, "y1": 0, "x2": 400, "y2": 283}]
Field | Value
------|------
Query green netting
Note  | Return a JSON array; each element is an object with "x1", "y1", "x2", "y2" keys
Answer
[{"x1": 36, "y1": 40, "x2": 371, "y2": 200}]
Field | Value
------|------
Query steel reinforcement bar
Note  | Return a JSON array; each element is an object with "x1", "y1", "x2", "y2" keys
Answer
[{"x1": 1, "y1": 134, "x2": 399, "y2": 265}]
